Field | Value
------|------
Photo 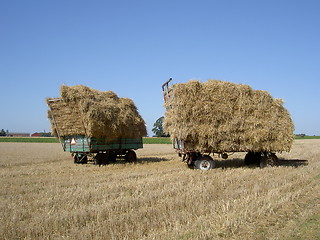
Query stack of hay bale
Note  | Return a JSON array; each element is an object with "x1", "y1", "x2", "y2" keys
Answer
[
  {"x1": 47, "y1": 85, "x2": 147, "y2": 139},
  {"x1": 164, "y1": 80, "x2": 294, "y2": 153}
]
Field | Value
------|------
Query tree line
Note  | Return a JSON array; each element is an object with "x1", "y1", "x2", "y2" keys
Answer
[
  {"x1": 0, "y1": 129, "x2": 53, "y2": 137},
  {"x1": 0, "y1": 129, "x2": 8, "y2": 136}
]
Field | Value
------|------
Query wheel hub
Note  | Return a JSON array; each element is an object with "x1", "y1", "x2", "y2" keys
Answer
[{"x1": 199, "y1": 160, "x2": 211, "y2": 170}]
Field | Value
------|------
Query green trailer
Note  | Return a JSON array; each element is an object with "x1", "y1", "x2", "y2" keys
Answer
[
  {"x1": 47, "y1": 98, "x2": 143, "y2": 165},
  {"x1": 64, "y1": 135, "x2": 143, "y2": 165}
]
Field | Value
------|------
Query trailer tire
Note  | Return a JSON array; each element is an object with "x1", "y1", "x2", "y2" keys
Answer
[
  {"x1": 108, "y1": 153, "x2": 117, "y2": 163},
  {"x1": 94, "y1": 153, "x2": 108, "y2": 165},
  {"x1": 260, "y1": 153, "x2": 279, "y2": 168},
  {"x1": 125, "y1": 150, "x2": 137, "y2": 162},
  {"x1": 194, "y1": 155, "x2": 215, "y2": 170},
  {"x1": 74, "y1": 154, "x2": 88, "y2": 164},
  {"x1": 244, "y1": 152, "x2": 261, "y2": 165}
]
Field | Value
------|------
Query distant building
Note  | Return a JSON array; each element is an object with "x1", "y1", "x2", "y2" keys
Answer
[
  {"x1": 31, "y1": 132, "x2": 53, "y2": 137},
  {"x1": 31, "y1": 132, "x2": 41, "y2": 137},
  {"x1": 7, "y1": 133, "x2": 30, "y2": 137}
]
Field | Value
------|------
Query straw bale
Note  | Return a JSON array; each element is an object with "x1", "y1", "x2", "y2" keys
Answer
[
  {"x1": 47, "y1": 85, "x2": 146, "y2": 138},
  {"x1": 164, "y1": 80, "x2": 294, "y2": 153}
]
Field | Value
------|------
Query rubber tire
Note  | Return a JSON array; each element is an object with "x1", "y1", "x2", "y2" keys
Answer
[
  {"x1": 194, "y1": 155, "x2": 215, "y2": 170},
  {"x1": 74, "y1": 154, "x2": 88, "y2": 164},
  {"x1": 94, "y1": 153, "x2": 108, "y2": 165},
  {"x1": 244, "y1": 152, "x2": 262, "y2": 165},
  {"x1": 260, "y1": 153, "x2": 279, "y2": 168},
  {"x1": 108, "y1": 153, "x2": 117, "y2": 163},
  {"x1": 125, "y1": 150, "x2": 137, "y2": 162}
]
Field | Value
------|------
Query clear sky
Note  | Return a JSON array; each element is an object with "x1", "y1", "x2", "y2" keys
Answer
[{"x1": 1, "y1": 0, "x2": 319, "y2": 136}]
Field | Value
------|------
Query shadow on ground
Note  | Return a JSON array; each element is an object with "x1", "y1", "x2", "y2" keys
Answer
[
  {"x1": 214, "y1": 158, "x2": 309, "y2": 169},
  {"x1": 85, "y1": 157, "x2": 171, "y2": 166},
  {"x1": 278, "y1": 159, "x2": 309, "y2": 167},
  {"x1": 136, "y1": 157, "x2": 171, "y2": 164},
  {"x1": 84, "y1": 157, "x2": 309, "y2": 168}
]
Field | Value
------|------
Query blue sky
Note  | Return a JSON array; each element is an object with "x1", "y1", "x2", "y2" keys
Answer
[{"x1": 1, "y1": 0, "x2": 319, "y2": 136}]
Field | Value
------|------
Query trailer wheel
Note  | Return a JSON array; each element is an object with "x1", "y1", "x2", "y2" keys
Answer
[
  {"x1": 94, "y1": 153, "x2": 108, "y2": 165},
  {"x1": 244, "y1": 152, "x2": 261, "y2": 165},
  {"x1": 194, "y1": 155, "x2": 215, "y2": 170},
  {"x1": 125, "y1": 150, "x2": 137, "y2": 162},
  {"x1": 260, "y1": 153, "x2": 279, "y2": 168},
  {"x1": 108, "y1": 153, "x2": 117, "y2": 163},
  {"x1": 74, "y1": 154, "x2": 88, "y2": 164}
]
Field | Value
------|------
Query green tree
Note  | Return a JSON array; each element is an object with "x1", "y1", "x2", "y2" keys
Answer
[
  {"x1": 0, "y1": 129, "x2": 6, "y2": 136},
  {"x1": 152, "y1": 117, "x2": 169, "y2": 137}
]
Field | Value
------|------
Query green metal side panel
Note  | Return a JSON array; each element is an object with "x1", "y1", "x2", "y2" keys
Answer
[
  {"x1": 63, "y1": 136, "x2": 143, "y2": 153},
  {"x1": 90, "y1": 137, "x2": 143, "y2": 151},
  {"x1": 64, "y1": 136, "x2": 90, "y2": 152}
]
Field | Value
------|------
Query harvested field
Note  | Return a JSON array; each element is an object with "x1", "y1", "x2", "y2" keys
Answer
[{"x1": 0, "y1": 140, "x2": 319, "y2": 239}]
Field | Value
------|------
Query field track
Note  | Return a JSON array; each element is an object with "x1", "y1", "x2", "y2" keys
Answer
[{"x1": 0, "y1": 140, "x2": 319, "y2": 239}]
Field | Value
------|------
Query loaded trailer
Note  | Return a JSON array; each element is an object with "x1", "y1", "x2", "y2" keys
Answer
[
  {"x1": 162, "y1": 78, "x2": 294, "y2": 170},
  {"x1": 46, "y1": 85, "x2": 146, "y2": 165}
]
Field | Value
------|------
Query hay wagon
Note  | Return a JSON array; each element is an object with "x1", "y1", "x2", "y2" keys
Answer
[
  {"x1": 162, "y1": 78, "x2": 294, "y2": 170},
  {"x1": 47, "y1": 93, "x2": 145, "y2": 165}
]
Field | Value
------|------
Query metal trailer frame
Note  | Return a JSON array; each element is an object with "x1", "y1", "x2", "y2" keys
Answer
[
  {"x1": 64, "y1": 135, "x2": 143, "y2": 165},
  {"x1": 47, "y1": 98, "x2": 143, "y2": 165},
  {"x1": 162, "y1": 78, "x2": 279, "y2": 170}
]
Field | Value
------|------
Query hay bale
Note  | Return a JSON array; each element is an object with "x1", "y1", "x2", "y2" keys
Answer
[
  {"x1": 47, "y1": 85, "x2": 146, "y2": 138},
  {"x1": 47, "y1": 98, "x2": 83, "y2": 137},
  {"x1": 164, "y1": 80, "x2": 294, "y2": 153}
]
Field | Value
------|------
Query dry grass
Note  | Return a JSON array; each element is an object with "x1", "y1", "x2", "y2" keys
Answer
[{"x1": 0, "y1": 140, "x2": 319, "y2": 239}]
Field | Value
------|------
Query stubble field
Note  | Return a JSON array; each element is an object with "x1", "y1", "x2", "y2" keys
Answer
[{"x1": 0, "y1": 140, "x2": 319, "y2": 239}]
